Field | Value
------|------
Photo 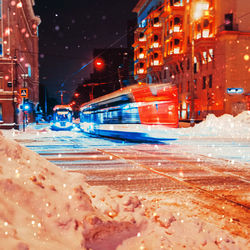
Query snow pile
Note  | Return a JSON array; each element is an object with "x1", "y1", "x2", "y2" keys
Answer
[
  {"x1": 183, "y1": 111, "x2": 250, "y2": 139},
  {"x1": 0, "y1": 131, "x2": 249, "y2": 249}
]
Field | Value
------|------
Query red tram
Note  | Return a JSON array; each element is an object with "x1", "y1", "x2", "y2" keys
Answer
[{"x1": 79, "y1": 83, "x2": 178, "y2": 141}]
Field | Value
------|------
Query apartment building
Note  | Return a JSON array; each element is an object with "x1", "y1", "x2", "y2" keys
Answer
[
  {"x1": 133, "y1": 0, "x2": 250, "y2": 121},
  {"x1": 0, "y1": 0, "x2": 40, "y2": 128}
]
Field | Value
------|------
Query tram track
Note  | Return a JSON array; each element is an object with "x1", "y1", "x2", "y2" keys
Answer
[
  {"x1": 95, "y1": 147, "x2": 250, "y2": 238},
  {"x1": 15, "y1": 135, "x2": 250, "y2": 238}
]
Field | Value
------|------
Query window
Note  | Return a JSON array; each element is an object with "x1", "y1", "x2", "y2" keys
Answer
[
  {"x1": 203, "y1": 19, "x2": 209, "y2": 28},
  {"x1": 154, "y1": 53, "x2": 158, "y2": 59},
  {"x1": 187, "y1": 58, "x2": 190, "y2": 70},
  {"x1": 174, "y1": 39, "x2": 180, "y2": 45},
  {"x1": 225, "y1": 13, "x2": 233, "y2": 31},
  {"x1": 26, "y1": 64, "x2": 32, "y2": 77},
  {"x1": 174, "y1": 17, "x2": 181, "y2": 25},
  {"x1": 154, "y1": 35, "x2": 158, "y2": 41},
  {"x1": 0, "y1": 41, "x2": 2, "y2": 56},
  {"x1": 208, "y1": 74, "x2": 212, "y2": 88},
  {"x1": 154, "y1": 17, "x2": 159, "y2": 24},
  {"x1": 0, "y1": 77, "x2": 3, "y2": 89},
  {"x1": 194, "y1": 57, "x2": 198, "y2": 73},
  {"x1": 179, "y1": 82, "x2": 182, "y2": 93},
  {"x1": 194, "y1": 79, "x2": 197, "y2": 90},
  {"x1": 0, "y1": 104, "x2": 2, "y2": 121},
  {"x1": 202, "y1": 76, "x2": 206, "y2": 89}
]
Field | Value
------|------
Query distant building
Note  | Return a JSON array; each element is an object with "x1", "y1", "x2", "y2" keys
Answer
[
  {"x1": 0, "y1": 0, "x2": 40, "y2": 129},
  {"x1": 133, "y1": 0, "x2": 250, "y2": 121}
]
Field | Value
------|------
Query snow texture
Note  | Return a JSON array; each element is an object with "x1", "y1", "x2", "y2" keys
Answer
[{"x1": 0, "y1": 112, "x2": 250, "y2": 249}]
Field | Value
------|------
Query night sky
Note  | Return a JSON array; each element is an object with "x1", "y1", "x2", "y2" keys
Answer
[{"x1": 33, "y1": 0, "x2": 138, "y2": 103}]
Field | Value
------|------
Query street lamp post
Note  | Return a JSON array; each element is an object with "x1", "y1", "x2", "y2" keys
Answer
[
  {"x1": 190, "y1": 1, "x2": 209, "y2": 126},
  {"x1": 190, "y1": 21, "x2": 195, "y2": 127}
]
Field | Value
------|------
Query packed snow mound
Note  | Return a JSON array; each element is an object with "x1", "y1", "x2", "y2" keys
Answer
[
  {"x1": 0, "y1": 131, "x2": 249, "y2": 249},
  {"x1": 183, "y1": 111, "x2": 250, "y2": 139}
]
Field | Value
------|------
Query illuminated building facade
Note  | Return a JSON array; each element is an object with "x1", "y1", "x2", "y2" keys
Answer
[
  {"x1": 0, "y1": 0, "x2": 40, "y2": 129},
  {"x1": 133, "y1": 0, "x2": 250, "y2": 121}
]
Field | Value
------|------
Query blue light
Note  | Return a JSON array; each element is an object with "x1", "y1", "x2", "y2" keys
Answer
[{"x1": 23, "y1": 104, "x2": 30, "y2": 111}]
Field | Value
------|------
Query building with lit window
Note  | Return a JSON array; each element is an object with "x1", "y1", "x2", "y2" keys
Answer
[
  {"x1": 0, "y1": 0, "x2": 40, "y2": 129},
  {"x1": 133, "y1": 0, "x2": 250, "y2": 122}
]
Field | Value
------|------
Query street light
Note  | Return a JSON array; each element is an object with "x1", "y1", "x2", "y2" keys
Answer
[{"x1": 190, "y1": 1, "x2": 209, "y2": 126}]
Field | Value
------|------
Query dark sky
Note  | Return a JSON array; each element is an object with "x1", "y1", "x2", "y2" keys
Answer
[{"x1": 33, "y1": 0, "x2": 138, "y2": 103}]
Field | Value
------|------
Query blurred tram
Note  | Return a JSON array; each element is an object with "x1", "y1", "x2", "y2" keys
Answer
[
  {"x1": 50, "y1": 105, "x2": 74, "y2": 131},
  {"x1": 79, "y1": 83, "x2": 178, "y2": 141}
]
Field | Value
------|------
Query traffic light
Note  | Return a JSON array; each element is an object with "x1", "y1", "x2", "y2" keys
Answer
[
  {"x1": 94, "y1": 58, "x2": 104, "y2": 71},
  {"x1": 20, "y1": 99, "x2": 31, "y2": 111}
]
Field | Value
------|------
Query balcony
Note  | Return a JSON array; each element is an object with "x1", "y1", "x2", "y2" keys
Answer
[
  {"x1": 162, "y1": 2, "x2": 185, "y2": 17},
  {"x1": 194, "y1": 37, "x2": 216, "y2": 49}
]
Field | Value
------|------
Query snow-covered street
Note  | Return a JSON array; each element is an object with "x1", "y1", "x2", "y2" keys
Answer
[{"x1": 0, "y1": 112, "x2": 249, "y2": 249}]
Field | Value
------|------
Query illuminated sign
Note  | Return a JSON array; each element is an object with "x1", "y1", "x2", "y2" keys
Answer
[
  {"x1": 57, "y1": 111, "x2": 69, "y2": 115},
  {"x1": 226, "y1": 88, "x2": 244, "y2": 94},
  {"x1": 20, "y1": 88, "x2": 28, "y2": 98}
]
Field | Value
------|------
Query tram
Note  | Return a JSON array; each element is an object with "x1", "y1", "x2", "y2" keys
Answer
[
  {"x1": 79, "y1": 83, "x2": 178, "y2": 141},
  {"x1": 50, "y1": 105, "x2": 74, "y2": 131}
]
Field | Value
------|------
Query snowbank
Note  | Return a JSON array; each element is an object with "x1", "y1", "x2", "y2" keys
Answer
[
  {"x1": 179, "y1": 111, "x2": 250, "y2": 139},
  {"x1": 0, "y1": 130, "x2": 249, "y2": 249}
]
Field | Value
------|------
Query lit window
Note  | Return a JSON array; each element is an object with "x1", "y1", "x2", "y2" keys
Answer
[
  {"x1": 139, "y1": 53, "x2": 144, "y2": 59},
  {"x1": 174, "y1": 48, "x2": 180, "y2": 54},
  {"x1": 153, "y1": 60, "x2": 159, "y2": 65},
  {"x1": 26, "y1": 64, "x2": 32, "y2": 77},
  {"x1": 196, "y1": 33, "x2": 202, "y2": 39},
  {"x1": 0, "y1": 104, "x2": 2, "y2": 121},
  {"x1": 138, "y1": 69, "x2": 144, "y2": 74},
  {"x1": 209, "y1": 49, "x2": 214, "y2": 58},
  {"x1": 153, "y1": 17, "x2": 160, "y2": 27},
  {"x1": 174, "y1": 26, "x2": 180, "y2": 32},
  {"x1": 202, "y1": 51, "x2": 207, "y2": 64},
  {"x1": 202, "y1": 29, "x2": 209, "y2": 38},
  {"x1": 153, "y1": 42, "x2": 159, "y2": 48}
]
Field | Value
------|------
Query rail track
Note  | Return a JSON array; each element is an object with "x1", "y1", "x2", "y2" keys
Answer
[
  {"x1": 92, "y1": 145, "x2": 250, "y2": 239},
  {"x1": 15, "y1": 134, "x2": 250, "y2": 239}
]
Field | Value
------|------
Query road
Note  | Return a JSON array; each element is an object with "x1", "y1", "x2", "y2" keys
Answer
[{"x1": 14, "y1": 126, "x2": 250, "y2": 238}]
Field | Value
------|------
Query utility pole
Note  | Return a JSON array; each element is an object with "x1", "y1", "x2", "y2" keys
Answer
[{"x1": 57, "y1": 90, "x2": 66, "y2": 104}]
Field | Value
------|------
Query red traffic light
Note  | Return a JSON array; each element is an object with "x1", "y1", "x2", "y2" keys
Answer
[{"x1": 94, "y1": 58, "x2": 104, "y2": 70}]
